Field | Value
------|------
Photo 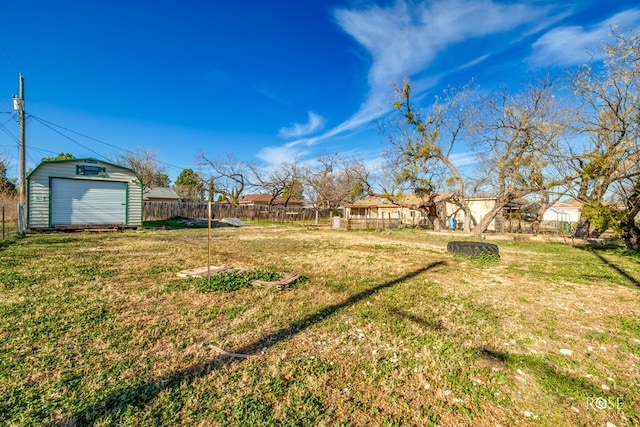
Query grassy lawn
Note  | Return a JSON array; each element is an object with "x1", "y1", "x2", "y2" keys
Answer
[{"x1": 1, "y1": 224, "x2": 639, "y2": 426}]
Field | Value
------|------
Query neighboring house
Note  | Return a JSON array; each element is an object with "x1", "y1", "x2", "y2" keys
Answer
[
  {"x1": 345, "y1": 195, "x2": 442, "y2": 227},
  {"x1": 237, "y1": 193, "x2": 305, "y2": 206},
  {"x1": 542, "y1": 200, "x2": 582, "y2": 223},
  {"x1": 346, "y1": 195, "x2": 533, "y2": 231},
  {"x1": 27, "y1": 158, "x2": 143, "y2": 229},
  {"x1": 446, "y1": 197, "x2": 534, "y2": 232},
  {"x1": 144, "y1": 187, "x2": 181, "y2": 202},
  {"x1": 447, "y1": 197, "x2": 499, "y2": 232}
]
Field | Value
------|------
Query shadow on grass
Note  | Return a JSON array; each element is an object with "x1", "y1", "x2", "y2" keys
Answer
[
  {"x1": 389, "y1": 308, "x2": 445, "y2": 332},
  {"x1": 56, "y1": 261, "x2": 446, "y2": 426},
  {"x1": 0, "y1": 232, "x2": 22, "y2": 252},
  {"x1": 578, "y1": 246, "x2": 640, "y2": 287},
  {"x1": 478, "y1": 347, "x2": 616, "y2": 401}
]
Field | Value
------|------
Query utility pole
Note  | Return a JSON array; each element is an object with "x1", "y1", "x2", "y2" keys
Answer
[{"x1": 13, "y1": 73, "x2": 26, "y2": 234}]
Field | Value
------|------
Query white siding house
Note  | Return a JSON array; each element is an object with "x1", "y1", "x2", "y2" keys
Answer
[
  {"x1": 27, "y1": 158, "x2": 143, "y2": 229},
  {"x1": 542, "y1": 200, "x2": 582, "y2": 223},
  {"x1": 446, "y1": 197, "x2": 502, "y2": 232}
]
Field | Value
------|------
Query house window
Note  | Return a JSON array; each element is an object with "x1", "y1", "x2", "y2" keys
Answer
[{"x1": 76, "y1": 165, "x2": 106, "y2": 176}]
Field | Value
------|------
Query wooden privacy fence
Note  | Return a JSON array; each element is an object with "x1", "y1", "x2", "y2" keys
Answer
[
  {"x1": 340, "y1": 218, "x2": 402, "y2": 230},
  {"x1": 144, "y1": 201, "x2": 335, "y2": 222}
]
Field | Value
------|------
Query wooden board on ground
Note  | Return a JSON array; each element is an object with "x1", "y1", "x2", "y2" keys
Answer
[
  {"x1": 177, "y1": 266, "x2": 246, "y2": 278},
  {"x1": 250, "y1": 272, "x2": 301, "y2": 289}
]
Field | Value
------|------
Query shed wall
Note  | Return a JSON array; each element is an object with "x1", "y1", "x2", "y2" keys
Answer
[{"x1": 28, "y1": 160, "x2": 142, "y2": 228}]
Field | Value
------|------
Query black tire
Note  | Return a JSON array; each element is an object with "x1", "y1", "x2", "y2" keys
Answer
[{"x1": 447, "y1": 241, "x2": 499, "y2": 257}]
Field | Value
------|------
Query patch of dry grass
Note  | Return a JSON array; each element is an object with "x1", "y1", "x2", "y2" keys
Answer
[{"x1": 0, "y1": 225, "x2": 638, "y2": 426}]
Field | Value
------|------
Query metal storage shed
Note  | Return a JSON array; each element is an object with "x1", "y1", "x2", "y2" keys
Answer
[{"x1": 27, "y1": 158, "x2": 143, "y2": 230}]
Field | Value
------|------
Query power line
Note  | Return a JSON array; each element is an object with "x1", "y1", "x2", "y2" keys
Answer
[
  {"x1": 0, "y1": 116, "x2": 18, "y2": 143},
  {"x1": 1, "y1": 114, "x2": 64, "y2": 174},
  {"x1": 0, "y1": 110, "x2": 19, "y2": 179},
  {"x1": 28, "y1": 145, "x2": 60, "y2": 157},
  {"x1": 30, "y1": 114, "x2": 125, "y2": 152},
  {"x1": 28, "y1": 114, "x2": 189, "y2": 172},
  {"x1": 0, "y1": 41, "x2": 20, "y2": 72},
  {"x1": 29, "y1": 115, "x2": 108, "y2": 160}
]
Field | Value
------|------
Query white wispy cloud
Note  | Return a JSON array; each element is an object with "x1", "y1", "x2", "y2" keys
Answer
[
  {"x1": 256, "y1": 143, "x2": 309, "y2": 166},
  {"x1": 528, "y1": 9, "x2": 640, "y2": 68},
  {"x1": 330, "y1": 0, "x2": 554, "y2": 127},
  {"x1": 451, "y1": 151, "x2": 481, "y2": 168},
  {"x1": 326, "y1": 0, "x2": 554, "y2": 133},
  {"x1": 338, "y1": 0, "x2": 539, "y2": 86},
  {"x1": 277, "y1": 111, "x2": 326, "y2": 139},
  {"x1": 458, "y1": 54, "x2": 491, "y2": 71},
  {"x1": 260, "y1": 0, "x2": 562, "y2": 166}
]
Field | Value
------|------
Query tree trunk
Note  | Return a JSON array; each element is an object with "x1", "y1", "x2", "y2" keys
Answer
[
  {"x1": 532, "y1": 200, "x2": 550, "y2": 235},
  {"x1": 473, "y1": 199, "x2": 508, "y2": 235},
  {"x1": 462, "y1": 204, "x2": 472, "y2": 232},
  {"x1": 574, "y1": 219, "x2": 589, "y2": 238},
  {"x1": 623, "y1": 224, "x2": 640, "y2": 251},
  {"x1": 531, "y1": 217, "x2": 541, "y2": 235},
  {"x1": 621, "y1": 198, "x2": 640, "y2": 250},
  {"x1": 433, "y1": 206, "x2": 445, "y2": 231},
  {"x1": 450, "y1": 196, "x2": 473, "y2": 232}
]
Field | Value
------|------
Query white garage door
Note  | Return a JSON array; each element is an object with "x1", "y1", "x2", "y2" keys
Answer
[{"x1": 51, "y1": 179, "x2": 127, "y2": 225}]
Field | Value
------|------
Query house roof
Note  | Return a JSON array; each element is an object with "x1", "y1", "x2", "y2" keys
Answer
[
  {"x1": 553, "y1": 200, "x2": 583, "y2": 209},
  {"x1": 346, "y1": 196, "x2": 389, "y2": 208},
  {"x1": 144, "y1": 187, "x2": 180, "y2": 200},
  {"x1": 238, "y1": 193, "x2": 304, "y2": 205},
  {"x1": 347, "y1": 194, "x2": 452, "y2": 209}
]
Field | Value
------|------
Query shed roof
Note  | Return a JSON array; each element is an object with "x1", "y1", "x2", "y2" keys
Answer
[{"x1": 27, "y1": 157, "x2": 140, "y2": 181}]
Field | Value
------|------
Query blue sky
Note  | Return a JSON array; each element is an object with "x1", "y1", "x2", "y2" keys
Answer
[{"x1": 1, "y1": 0, "x2": 639, "y2": 184}]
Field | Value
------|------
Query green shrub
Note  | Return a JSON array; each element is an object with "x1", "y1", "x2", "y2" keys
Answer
[{"x1": 196, "y1": 269, "x2": 283, "y2": 293}]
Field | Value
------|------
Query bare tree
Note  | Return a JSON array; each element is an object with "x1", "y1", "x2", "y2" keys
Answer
[
  {"x1": 251, "y1": 158, "x2": 305, "y2": 206},
  {"x1": 385, "y1": 79, "x2": 476, "y2": 231},
  {"x1": 472, "y1": 78, "x2": 572, "y2": 233},
  {"x1": 528, "y1": 186, "x2": 571, "y2": 235},
  {"x1": 198, "y1": 152, "x2": 250, "y2": 203},
  {"x1": 303, "y1": 154, "x2": 370, "y2": 224},
  {"x1": 111, "y1": 149, "x2": 169, "y2": 191},
  {"x1": 379, "y1": 154, "x2": 450, "y2": 230},
  {"x1": 570, "y1": 29, "x2": 640, "y2": 246}
]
